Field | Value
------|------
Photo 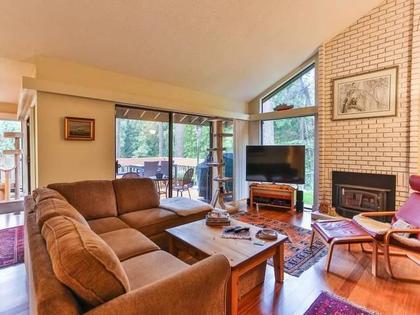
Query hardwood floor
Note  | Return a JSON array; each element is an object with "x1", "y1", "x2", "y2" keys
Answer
[
  {"x1": 0, "y1": 209, "x2": 419, "y2": 315},
  {"x1": 0, "y1": 211, "x2": 28, "y2": 315},
  {"x1": 238, "y1": 208, "x2": 420, "y2": 315}
]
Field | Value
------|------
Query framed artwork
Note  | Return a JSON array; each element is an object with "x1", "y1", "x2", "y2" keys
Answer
[
  {"x1": 64, "y1": 117, "x2": 95, "y2": 141},
  {"x1": 333, "y1": 67, "x2": 397, "y2": 120}
]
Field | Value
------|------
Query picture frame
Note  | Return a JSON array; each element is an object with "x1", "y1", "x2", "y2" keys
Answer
[
  {"x1": 64, "y1": 117, "x2": 95, "y2": 141},
  {"x1": 333, "y1": 67, "x2": 397, "y2": 120}
]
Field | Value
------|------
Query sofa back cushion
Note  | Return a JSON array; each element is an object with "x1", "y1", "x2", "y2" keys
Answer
[
  {"x1": 35, "y1": 197, "x2": 89, "y2": 229},
  {"x1": 33, "y1": 187, "x2": 67, "y2": 204},
  {"x1": 41, "y1": 216, "x2": 130, "y2": 308},
  {"x1": 48, "y1": 181, "x2": 118, "y2": 219},
  {"x1": 113, "y1": 178, "x2": 160, "y2": 214}
]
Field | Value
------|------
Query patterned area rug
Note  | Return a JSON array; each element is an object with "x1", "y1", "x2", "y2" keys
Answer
[
  {"x1": 0, "y1": 225, "x2": 24, "y2": 268},
  {"x1": 233, "y1": 213, "x2": 327, "y2": 277},
  {"x1": 304, "y1": 291, "x2": 378, "y2": 315}
]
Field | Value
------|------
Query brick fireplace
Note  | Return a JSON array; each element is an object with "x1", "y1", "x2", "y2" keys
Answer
[
  {"x1": 316, "y1": 0, "x2": 419, "y2": 209},
  {"x1": 332, "y1": 171, "x2": 396, "y2": 218}
]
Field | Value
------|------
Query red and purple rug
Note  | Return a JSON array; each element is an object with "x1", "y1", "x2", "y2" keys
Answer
[
  {"x1": 233, "y1": 213, "x2": 327, "y2": 277},
  {"x1": 0, "y1": 225, "x2": 24, "y2": 268},
  {"x1": 304, "y1": 291, "x2": 378, "y2": 315}
]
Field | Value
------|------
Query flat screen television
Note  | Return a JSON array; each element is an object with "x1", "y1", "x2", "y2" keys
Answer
[{"x1": 246, "y1": 145, "x2": 305, "y2": 184}]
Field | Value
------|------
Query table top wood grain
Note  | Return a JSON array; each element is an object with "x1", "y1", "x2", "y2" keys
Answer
[{"x1": 166, "y1": 219, "x2": 288, "y2": 268}]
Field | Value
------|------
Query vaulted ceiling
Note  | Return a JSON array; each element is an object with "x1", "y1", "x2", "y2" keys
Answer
[{"x1": 0, "y1": 0, "x2": 381, "y2": 103}]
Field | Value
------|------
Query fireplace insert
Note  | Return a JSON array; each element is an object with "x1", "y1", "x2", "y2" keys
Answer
[{"x1": 332, "y1": 171, "x2": 396, "y2": 218}]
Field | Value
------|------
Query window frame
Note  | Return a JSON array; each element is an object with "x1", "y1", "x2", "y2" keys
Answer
[
  {"x1": 260, "y1": 63, "x2": 316, "y2": 112},
  {"x1": 259, "y1": 56, "x2": 319, "y2": 210}
]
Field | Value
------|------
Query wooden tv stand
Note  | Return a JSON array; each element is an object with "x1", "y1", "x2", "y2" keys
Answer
[{"x1": 249, "y1": 183, "x2": 296, "y2": 211}]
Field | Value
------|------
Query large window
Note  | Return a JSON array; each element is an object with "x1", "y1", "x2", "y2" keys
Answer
[
  {"x1": 262, "y1": 117, "x2": 315, "y2": 206},
  {"x1": 261, "y1": 64, "x2": 315, "y2": 113},
  {"x1": 261, "y1": 62, "x2": 316, "y2": 207}
]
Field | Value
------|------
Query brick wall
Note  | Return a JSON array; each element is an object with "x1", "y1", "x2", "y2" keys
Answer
[{"x1": 318, "y1": 0, "x2": 419, "y2": 208}]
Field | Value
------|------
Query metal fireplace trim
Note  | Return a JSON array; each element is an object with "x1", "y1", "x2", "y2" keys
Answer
[{"x1": 336, "y1": 184, "x2": 390, "y2": 212}]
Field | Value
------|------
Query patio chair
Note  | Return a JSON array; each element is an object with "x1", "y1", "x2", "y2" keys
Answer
[
  {"x1": 143, "y1": 161, "x2": 159, "y2": 177},
  {"x1": 353, "y1": 174, "x2": 420, "y2": 282},
  {"x1": 173, "y1": 168, "x2": 194, "y2": 198},
  {"x1": 160, "y1": 161, "x2": 169, "y2": 177},
  {"x1": 122, "y1": 172, "x2": 140, "y2": 179}
]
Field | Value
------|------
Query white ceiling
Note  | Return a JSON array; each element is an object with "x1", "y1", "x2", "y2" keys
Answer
[{"x1": 0, "y1": 0, "x2": 381, "y2": 103}]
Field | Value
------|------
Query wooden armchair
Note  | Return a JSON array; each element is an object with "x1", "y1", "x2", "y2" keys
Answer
[{"x1": 354, "y1": 175, "x2": 420, "y2": 282}]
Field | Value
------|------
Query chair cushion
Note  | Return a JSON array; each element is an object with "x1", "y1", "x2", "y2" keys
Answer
[
  {"x1": 395, "y1": 192, "x2": 420, "y2": 240},
  {"x1": 88, "y1": 217, "x2": 130, "y2": 234},
  {"x1": 122, "y1": 250, "x2": 188, "y2": 290},
  {"x1": 48, "y1": 181, "x2": 118, "y2": 220},
  {"x1": 119, "y1": 208, "x2": 178, "y2": 236},
  {"x1": 33, "y1": 187, "x2": 67, "y2": 203},
  {"x1": 36, "y1": 198, "x2": 89, "y2": 229},
  {"x1": 112, "y1": 178, "x2": 160, "y2": 214},
  {"x1": 99, "y1": 228, "x2": 159, "y2": 261},
  {"x1": 353, "y1": 215, "x2": 391, "y2": 240},
  {"x1": 312, "y1": 220, "x2": 370, "y2": 243},
  {"x1": 391, "y1": 234, "x2": 420, "y2": 253},
  {"x1": 41, "y1": 216, "x2": 130, "y2": 308},
  {"x1": 392, "y1": 218, "x2": 414, "y2": 238}
]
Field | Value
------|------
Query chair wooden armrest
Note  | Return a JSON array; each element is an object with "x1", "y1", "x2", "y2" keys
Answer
[
  {"x1": 384, "y1": 228, "x2": 420, "y2": 244},
  {"x1": 359, "y1": 211, "x2": 396, "y2": 218}
]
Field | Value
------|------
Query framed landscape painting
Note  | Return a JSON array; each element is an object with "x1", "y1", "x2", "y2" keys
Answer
[
  {"x1": 333, "y1": 67, "x2": 397, "y2": 120},
  {"x1": 64, "y1": 117, "x2": 95, "y2": 140}
]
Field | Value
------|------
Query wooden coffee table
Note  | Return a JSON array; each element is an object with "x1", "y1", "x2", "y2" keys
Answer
[{"x1": 166, "y1": 219, "x2": 288, "y2": 315}]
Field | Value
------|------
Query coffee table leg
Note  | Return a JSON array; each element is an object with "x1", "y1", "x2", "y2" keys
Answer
[
  {"x1": 273, "y1": 243, "x2": 284, "y2": 283},
  {"x1": 229, "y1": 269, "x2": 240, "y2": 315}
]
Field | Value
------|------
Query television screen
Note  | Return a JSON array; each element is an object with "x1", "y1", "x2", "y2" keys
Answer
[{"x1": 246, "y1": 145, "x2": 305, "y2": 184}]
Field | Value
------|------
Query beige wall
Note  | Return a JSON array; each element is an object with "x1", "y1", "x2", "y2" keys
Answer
[
  {"x1": 0, "y1": 102, "x2": 17, "y2": 119},
  {"x1": 25, "y1": 57, "x2": 248, "y2": 119},
  {"x1": 36, "y1": 92, "x2": 115, "y2": 187}
]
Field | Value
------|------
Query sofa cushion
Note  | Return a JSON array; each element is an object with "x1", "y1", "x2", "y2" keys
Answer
[
  {"x1": 41, "y1": 216, "x2": 130, "y2": 308},
  {"x1": 33, "y1": 187, "x2": 67, "y2": 204},
  {"x1": 48, "y1": 181, "x2": 118, "y2": 220},
  {"x1": 122, "y1": 250, "x2": 188, "y2": 290},
  {"x1": 36, "y1": 198, "x2": 89, "y2": 229},
  {"x1": 159, "y1": 197, "x2": 212, "y2": 216},
  {"x1": 99, "y1": 228, "x2": 159, "y2": 261},
  {"x1": 88, "y1": 217, "x2": 130, "y2": 234},
  {"x1": 112, "y1": 178, "x2": 159, "y2": 214},
  {"x1": 119, "y1": 208, "x2": 177, "y2": 236}
]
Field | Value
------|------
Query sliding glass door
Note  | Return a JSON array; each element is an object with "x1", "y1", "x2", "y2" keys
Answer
[
  {"x1": 116, "y1": 106, "x2": 214, "y2": 202},
  {"x1": 172, "y1": 114, "x2": 212, "y2": 202}
]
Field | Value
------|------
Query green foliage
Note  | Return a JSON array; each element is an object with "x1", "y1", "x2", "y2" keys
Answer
[
  {"x1": 262, "y1": 66, "x2": 315, "y2": 112},
  {"x1": 117, "y1": 118, "x2": 209, "y2": 160},
  {"x1": 0, "y1": 120, "x2": 21, "y2": 154}
]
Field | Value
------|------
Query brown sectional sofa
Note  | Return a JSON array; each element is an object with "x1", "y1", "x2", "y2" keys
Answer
[{"x1": 25, "y1": 178, "x2": 230, "y2": 315}]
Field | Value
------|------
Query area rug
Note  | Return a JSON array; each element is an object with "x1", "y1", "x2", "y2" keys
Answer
[
  {"x1": 304, "y1": 291, "x2": 378, "y2": 315},
  {"x1": 0, "y1": 225, "x2": 24, "y2": 268},
  {"x1": 233, "y1": 213, "x2": 327, "y2": 277}
]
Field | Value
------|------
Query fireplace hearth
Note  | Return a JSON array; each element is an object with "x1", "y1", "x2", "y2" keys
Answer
[{"x1": 332, "y1": 171, "x2": 396, "y2": 218}]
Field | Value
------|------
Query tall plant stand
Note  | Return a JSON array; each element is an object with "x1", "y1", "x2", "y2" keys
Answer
[{"x1": 209, "y1": 120, "x2": 233, "y2": 210}]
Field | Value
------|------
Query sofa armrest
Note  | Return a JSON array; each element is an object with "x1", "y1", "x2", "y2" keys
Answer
[{"x1": 85, "y1": 254, "x2": 231, "y2": 315}]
